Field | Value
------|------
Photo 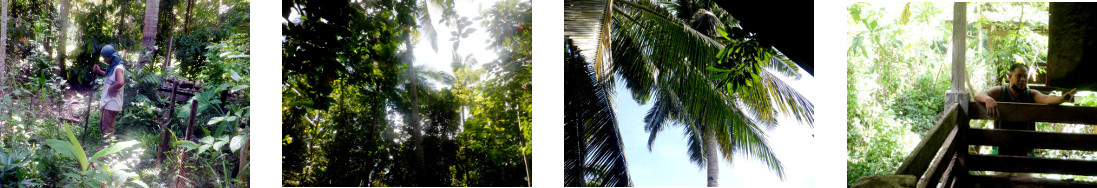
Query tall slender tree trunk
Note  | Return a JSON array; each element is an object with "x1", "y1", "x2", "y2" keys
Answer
[
  {"x1": 57, "y1": 0, "x2": 70, "y2": 79},
  {"x1": 705, "y1": 130, "x2": 719, "y2": 187},
  {"x1": 184, "y1": 0, "x2": 193, "y2": 34},
  {"x1": 1, "y1": 0, "x2": 8, "y2": 87},
  {"x1": 138, "y1": 0, "x2": 161, "y2": 68},
  {"x1": 162, "y1": 8, "x2": 175, "y2": 69},
  {"x1": 405, "y1": 39, "x2": 425, "y2": 173}
]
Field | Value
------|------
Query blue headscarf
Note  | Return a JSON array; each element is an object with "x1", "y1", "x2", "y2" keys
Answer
[{"x1": 100, "y1": 45, "x2": 123, "y2": 78}]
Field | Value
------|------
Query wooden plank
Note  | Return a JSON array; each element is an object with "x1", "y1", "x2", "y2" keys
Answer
[
  {"x1": 918, "y1": 127, "x2": 959, "y2": 188},
  {"x1": 1029, "y1": 84, "x2": 1074, "y2": 94},
  {"x1": 899, "y1": 104, "x2": 961, "y2": 175},
  {"x1": 967, "y1": 128, "x2": 1097, "y2": 151},
  {"x1": 961, "y1": 174, "x2": 1097, "y2": 188},
  {"x1": 966, "y1": 154, "x2": 1097, "y2": 176},
  {"x1": 968, "y1": 102, "x2": 1097, "y2": 125},
  {"x1": 932, "y1": 155, "x2": 960, "y2": 188}
]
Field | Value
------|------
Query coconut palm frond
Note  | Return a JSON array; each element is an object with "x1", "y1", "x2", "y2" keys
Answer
[
  {"x1": 565, "y1": 0, "x2": 614, "y2": 82},
  {"x1": 564, "y1": 39, "x2": 632, "y2": 187}
]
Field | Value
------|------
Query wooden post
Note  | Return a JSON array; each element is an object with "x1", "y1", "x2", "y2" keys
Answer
[
  {"x1": 186, "y1": 98, "x2": 198, "y2": 140},
  {"x1": 947, "y1": 2, "x2": 970, "y2": 113},
  {"x1": 157, "y1": 81, "x2": 180, "y2": 163}
]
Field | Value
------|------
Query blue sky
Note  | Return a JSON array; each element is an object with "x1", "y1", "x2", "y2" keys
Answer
[{"x1": 613, "y1": 69, "x2": 816, "y2": 187}]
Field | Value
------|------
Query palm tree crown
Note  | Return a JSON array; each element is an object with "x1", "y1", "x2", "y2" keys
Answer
[{"x1": 564, "y1": 0, "x2": 814, "y2": 186}]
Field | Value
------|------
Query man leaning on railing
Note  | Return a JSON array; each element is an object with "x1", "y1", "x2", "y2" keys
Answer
[{"x1": 974, "y1": 63, "x2": 1076, "y2": 157}]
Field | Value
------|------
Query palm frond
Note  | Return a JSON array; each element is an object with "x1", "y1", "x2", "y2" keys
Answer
[
  {"x1": 763, "y1": 52, "x2": 801, "y2": 80},
  {"x1": 565, "y1": 39, "x2": 632, "y2": 187},
  {"x1": 737, "y1": 70, "x2": 814, "y2": 128},
  {"x1": 564, "y1": 0, "x2": 614, "y2": 82},
  {"x1": 723, "y1": 112, "x2": 786, "y2": 180}
]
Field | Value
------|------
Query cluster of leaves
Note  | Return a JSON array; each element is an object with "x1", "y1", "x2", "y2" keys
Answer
[
  {"x1": 846, "y1": 2, "x2": 1049, "y2": 184},
  {"x1": 43, "y1": 123, "x2": 147, "y2": 188},
  {"x1": 0, "y1": 148, "x2": 41, "y2": 187}
]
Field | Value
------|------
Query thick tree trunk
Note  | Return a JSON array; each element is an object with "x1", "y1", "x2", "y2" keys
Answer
[
  {"x1": 706, "y1": 131, "x2": 719, "y2": 187},
  {"x1": 138, "y1": 0, "x2": 161, "y2": 68},
  {"x1": 57, "y1": 0, "x2": 70, "y2": 79}
]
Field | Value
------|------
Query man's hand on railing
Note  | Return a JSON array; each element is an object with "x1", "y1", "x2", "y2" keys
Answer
[{"x1": 984, "y1": 100, "x2": 998, "y2": 118}]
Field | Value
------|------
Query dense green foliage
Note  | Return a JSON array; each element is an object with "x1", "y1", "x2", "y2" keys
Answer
[
  {"x1": 0, "y1": 0, "x2": 250, "y2": 187},
  {"x1": 281, "y1": 0, "x2": 532, "y2": 186},
  {"x1": 846, "y1": 2, "x2": 1064, "y2": 184}
]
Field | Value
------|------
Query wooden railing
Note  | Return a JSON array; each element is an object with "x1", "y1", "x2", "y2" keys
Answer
[{"x1": 896, "y1": 102, "x2": 1097, "y2": 188}]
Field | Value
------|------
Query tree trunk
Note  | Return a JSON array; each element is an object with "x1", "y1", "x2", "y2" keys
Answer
[
  {"x1": 57, "y1": 0, "x2": 70, "y2": 79},
  {"x1": 138, "y1": 0, "x2": 161, "y2": 68},
  {"x1": 184, "y1": 0, "x2": 193, "y2": 34},
  {"x1": 1, "y1": 0, "x2": 8, "y2": 87},
  {"x1": 705, "y1": 131, "x2": 719, "y2": 187},
  {"x1": 406, "y1": 40, "x2": 425, "y2": 173},
  {"x1": 162, "y1": 8, "x2": 175, "y2": 69}
]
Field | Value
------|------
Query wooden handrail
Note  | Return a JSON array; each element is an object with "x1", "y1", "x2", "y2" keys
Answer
[
  {"x1": 897, "y1": 103, "x2": 961, "y2": 176},
  {"x1": 969, "y1": 101, "x2": 1097, "y2": 125},
  {"x1": 916, "y1": 126, "x2": 959, "y2": 188}
]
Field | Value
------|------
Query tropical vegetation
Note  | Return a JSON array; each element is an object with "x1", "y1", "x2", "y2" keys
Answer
[
  {"x1": 0, "y1": 0, "x2": 250, "y2": 187},
  {"x1": 281, "y1": 0, "x2": 532, "y2": 186},
  {"x1": 847, "y1": 2, "x2": 1097, "y2": 184}
]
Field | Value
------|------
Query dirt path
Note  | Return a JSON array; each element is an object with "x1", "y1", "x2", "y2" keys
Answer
[{"x1": 61, "y1": 88, "x2": 95, "y2": 123}]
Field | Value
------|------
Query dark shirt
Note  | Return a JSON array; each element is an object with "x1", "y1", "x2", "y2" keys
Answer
[{"x1": 994, "y1": 84, "x2": 1036, "y2": 156}]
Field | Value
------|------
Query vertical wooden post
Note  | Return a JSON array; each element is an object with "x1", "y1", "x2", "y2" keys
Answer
[
  {"x1": 947, "y1": 2, "x2": 971, "y2": 113},
  {"x1": 186, "y1": 97, "x2": 198, "y2": 140}
]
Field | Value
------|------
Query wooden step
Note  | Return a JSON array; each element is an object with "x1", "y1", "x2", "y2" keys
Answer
[
  {"x1": 967, "y1": 128, "x2": 1097, "y2": 151},
  {"x1": 966, "y1": 154, "x2": 1097, "y2": 176},
  {"x1": 961, "y1": 174, "x2": 1097, "y2": 188}
]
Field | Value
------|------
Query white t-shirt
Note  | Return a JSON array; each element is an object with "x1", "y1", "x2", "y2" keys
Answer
[{"x1": 100, "y1": 66, "x2": 125, "y2": 111}]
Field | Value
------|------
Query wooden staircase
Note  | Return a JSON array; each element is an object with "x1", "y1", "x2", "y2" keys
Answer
[{"x1": 896, "y1": 102, "x2": 1097, "y2": 188}]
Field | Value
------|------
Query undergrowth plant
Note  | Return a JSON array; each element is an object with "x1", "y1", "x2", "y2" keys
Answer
[{"x1": 44, "y1": 123, "x2": 148, "y2": 188}]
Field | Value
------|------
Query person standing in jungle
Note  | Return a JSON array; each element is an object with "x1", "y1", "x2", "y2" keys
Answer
[
  {"x1": 91, "y1": 44, "x2": 126, "y2": 141},
  {"x1": 975, "y1": 63, "x2": 1076, "y2": 157}
]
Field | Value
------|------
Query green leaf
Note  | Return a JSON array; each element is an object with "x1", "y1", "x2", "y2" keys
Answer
[
  {"x1": 173, "y1": 141, "x2": 199, "y2": 151},
  {"x1": 45, "y1": 139, "x2": 77, "y2": 159},
  {"x1": 717, "y1": 26, "x2": 728, "y2": 38},
  {"x1": 230, "y1": 135, "x2": 246, "y2": 152},
  {"x1": 62, "y1": 124, "x2": 89, "y2": 171},
  {"x1": 132, "y1": 180, "x2": 150, "y2": 188},
  {"x1": 91, "y1": 140, "x2": 139, "y2": 159},
  {"x1": 214, "y1": 140, "x2": 228, "y2": 152},
  {"x1": 208, "y1": 116, "x2": 226, "y2": 126},
  {"x1": 198, "y1": 145, "x2": 211, "y2": 156},
  {"x1": 230, "y1": 70, "x2": 243, "y2": 81},
  {"x1": 231, "y1": 84, "x2": 249, "y2": 92},
  {"x1": 705, "y1": 66, "x2": 726, "y2": 72},
  {"x1": 200, "y1": 136, "x2": 215, "y2": 144}
]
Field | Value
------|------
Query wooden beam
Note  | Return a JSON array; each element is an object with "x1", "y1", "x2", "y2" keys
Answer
[
  {"x1": 899, "y1": 104, "x2": 960, "y2": 175},
  {"x1": 951, "y1": 2, "x2": 967, "y2": 92},
  {"x1": 967, "y1": 128, "x2": 1097, "y2": 151},
  {"x1": 917, "y1": 127, "x2": 959, "y2": 188},
  {"x1": 966, "y1": 154, "x2": 1097, "y2": 176},
  {"x1": 961, "y1": 174, "x2": 1097, "y2": 188},
  {"x1": 934, "y1": 155, "x2": 961, "y2": 188},
  {"x1": 969, "y1": 102, "x2": 1097, "y2": 125}
]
